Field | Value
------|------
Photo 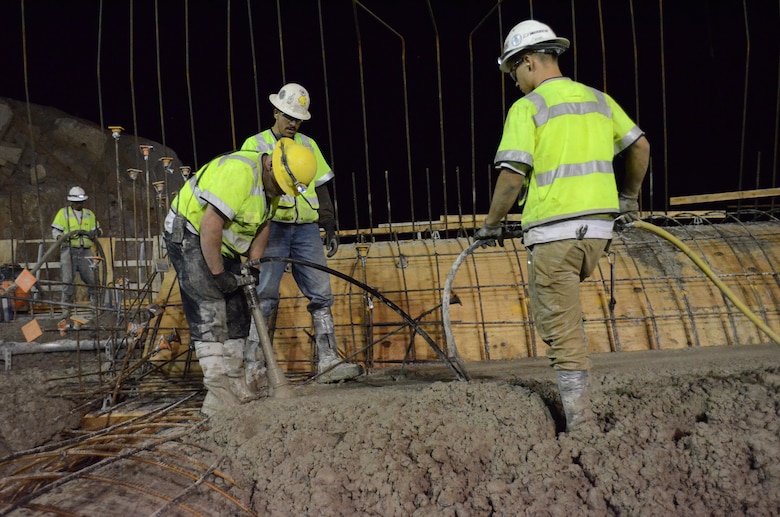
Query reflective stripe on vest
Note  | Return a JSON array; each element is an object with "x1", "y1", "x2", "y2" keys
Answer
[
  {"x1": 240, "y1": 130, "x2": 322, "y2": 223},
  {"x1": 172, "y1": 151, "x2": 270, "y2": 257},
  {"x1": 498, "y1": 81, "x2": 622, "y2": 230}
]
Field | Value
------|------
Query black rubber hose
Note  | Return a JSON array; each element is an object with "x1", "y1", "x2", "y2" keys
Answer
[{"x1": 248, "y1": 256, "x2": 470, "y2": 382}]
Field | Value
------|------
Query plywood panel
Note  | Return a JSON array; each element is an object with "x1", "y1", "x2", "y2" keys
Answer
[{"x1": 262, "y1": 222, "x2": 780, "y2": 374}]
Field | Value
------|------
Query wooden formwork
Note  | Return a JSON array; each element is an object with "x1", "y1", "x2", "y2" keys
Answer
[{"x1": 270, "y1": 221, "x2": 780, "y2": 373}]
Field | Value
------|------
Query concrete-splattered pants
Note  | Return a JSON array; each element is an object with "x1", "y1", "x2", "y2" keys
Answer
[
  {"x1": 164, "y1": 229, "x2": 251, "y2": 343},
  {"x1": 60, "y1": 246, "x2": 98, "y2": 300},
  {"x1": 527, "y1": 238, "x2": 609, "y2": 371}
]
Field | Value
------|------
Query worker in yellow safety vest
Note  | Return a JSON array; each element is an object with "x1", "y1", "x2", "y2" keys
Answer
[
  {"x1": 240, "y1": 83, "x2": 362, "y2": 383},
  {"x1": 475, "y1": 20, "x2": 651, "y2": 433},
  {"x1": 51, "y1": 186, "x2": 102, "y2": 317},
  {"x1": 163, "y1": 138, "x2": 316, "y2": 416}
]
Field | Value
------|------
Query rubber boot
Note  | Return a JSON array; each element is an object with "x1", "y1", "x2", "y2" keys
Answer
[
  {"x1": 223, "y1": 338, "x2": 259, "y2": 402},
  {"x1": 60, "y1": 292, "x2": 72, "y2": 320},
  {"x1": 244, "y1": 331, "x2": 267, "y2": 393},
  {"x1": 194, "y1": 341, "x2": 242, "y2": 416},
  {"x1": 312, "y1": 307, "x2": 362, "y2": 383},
  {"x1": 557, "y1": 370, "x2": 594, "y2": 432}
]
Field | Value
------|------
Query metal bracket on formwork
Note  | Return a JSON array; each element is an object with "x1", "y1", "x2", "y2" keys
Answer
[
  {"x1": 354, "y1": 244, "x2": 373, "y2": 310},
  {"x1": 159, "y1": 156, "x2": 174, "y2": 174},
  {"x1": 355, "y1": 243, "x2": 370, "y2": 264},
  {"x1": 108, "y1": 125, "x2": 124, "y2": 141}
]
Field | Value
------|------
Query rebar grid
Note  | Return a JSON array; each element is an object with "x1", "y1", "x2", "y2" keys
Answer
[{"x1": 0, "y1": 395, "x2": 253, "y2": 516}]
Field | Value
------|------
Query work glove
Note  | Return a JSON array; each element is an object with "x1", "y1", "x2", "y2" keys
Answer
[
  {"x1": 616, "y1": 193, "x2": 640, "y2": 226},
  {"x1": 322, "y1": 220, "x2": 339, "y2": 258},
  {"x1": 212, "y1": 271, "x2": 241, "y2": 294},
  {"x1": 247, "y1": 266, "x2": 261, "y2": 287},
  {"x1": 474, "y1": 223, "x2": 504, "y2": 248}
]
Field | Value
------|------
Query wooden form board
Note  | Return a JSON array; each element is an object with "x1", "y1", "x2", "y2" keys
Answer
[{"x1": 269, "y1": 222, "x2": 780, "y2": 373}]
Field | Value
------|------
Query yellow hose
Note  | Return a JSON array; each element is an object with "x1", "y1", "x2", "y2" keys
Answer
[{"x1": 630, "y1": 220, "x2": 780, "y2": 345}]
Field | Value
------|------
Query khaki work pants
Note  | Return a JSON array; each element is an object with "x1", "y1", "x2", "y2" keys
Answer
[{"x1": 527, "y1": 238, "x2": 609, "y2": 371}]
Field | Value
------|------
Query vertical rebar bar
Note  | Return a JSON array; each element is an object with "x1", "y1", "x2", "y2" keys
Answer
[
  {"x1": 658, "y1": 0, "x2": 669, "y2": 212},
  {"x1": 352, "y1": 2, "x2": 378, "y2": 235},
  {"x1": 317, "y1": 0, "x2": 340, "y2": 230},
  {"x1": 426, "y1": 0, "x2": 447, "y2": 232},
  {"x1": 226, "y1": 0, "x2": 237, "y2": 150},
  {"x1": 276, "y1": 0, "x2": 286, "y2": 83},
  {"x1": 246, "y1": 0, "x2": 261, "y2": 132},
  {"x1": 468, "y1": 2, "x2": 502, "y2": 226},
  {"x1": 737, "y1": 0, "x2": 751, "y2": 211}
]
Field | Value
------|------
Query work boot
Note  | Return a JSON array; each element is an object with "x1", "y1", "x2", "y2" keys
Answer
[
  {"x1": 312, "y1": 307, "x2": 362, "y2": 383},
  {"x1": 194, "y1": 341, "x2": 242, "y2": 416},
  {"x1": 60, "y1": 293, "x2": 72, "y2": 319},
  {"x1": 223, "y1": 338, "x2": 259, "y2": 402},
  {"x1": 315, "y1": 333, "x2": 363, "y2": 383},
  {"x1": 557, "y1": 370, "x2": 594, "y2": 432}
]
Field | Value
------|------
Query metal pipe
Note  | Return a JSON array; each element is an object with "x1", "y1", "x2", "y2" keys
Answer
[{"x1": 2, "y1": 340, "x2": 109, "y2": 354}]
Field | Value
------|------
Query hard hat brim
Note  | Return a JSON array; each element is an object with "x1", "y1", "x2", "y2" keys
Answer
[
  {"x1": 67, "y1": 196, "x2": 88, "y2": 202},
  {"x1": 269, "y1": 94, "x2": 312, "y2": 121}
]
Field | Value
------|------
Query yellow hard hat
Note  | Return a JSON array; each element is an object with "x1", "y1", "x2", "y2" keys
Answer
[{"x1": 272, "y1": 137, "x2": 317, "y2": 197}]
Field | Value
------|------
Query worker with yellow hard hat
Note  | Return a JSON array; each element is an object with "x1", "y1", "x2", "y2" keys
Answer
[{"x1": 163, "y1": 138, "x2": 316, "y2": 416}]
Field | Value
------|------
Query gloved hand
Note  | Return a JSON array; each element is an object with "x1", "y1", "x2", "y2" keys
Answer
[
  {"x1": 322, "y1": 220, "x2": 339, "y2": 258},
  {"x1": 617, "y1": 193, "x2": 640, "y2": 223},
  {"x1": 474, "y1": 223, "x2": 504, "y2": 248},
  {"x1": 247, "y1": 266, "x2": 261, "y2": 286},
  {"x1": 212, "y1": 271, "x2": 241, "y2": 294}
]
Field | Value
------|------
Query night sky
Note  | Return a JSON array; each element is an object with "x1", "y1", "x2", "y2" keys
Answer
[{"x1": 2, "y1": 0, "x2": 779, "y2": 229}]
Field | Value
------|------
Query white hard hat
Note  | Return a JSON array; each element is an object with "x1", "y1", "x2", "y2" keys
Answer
[
  {"x1": 269, "y1": 83, "x2": 312, "y2": 121},
  {"x1": 498, "y1": 20, "x2": 570, "y2": 73},
  {"x1": 67, "y1": 186, "x2": 88, "y2": 202}
]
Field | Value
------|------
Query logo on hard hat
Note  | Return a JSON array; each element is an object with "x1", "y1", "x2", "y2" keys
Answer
[{"x1": 297, "y1": 96, "x2": 307, "y2": 107}]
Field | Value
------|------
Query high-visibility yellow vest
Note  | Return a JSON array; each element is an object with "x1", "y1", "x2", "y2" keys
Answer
[
  {"x1": 495, "y1": 77, "x2": 644, "y2": 230},
  {"x1": 240, "y1": 130, "x2": 333, "y2": 224},
  {"x1": 51, "y1": 207, "x2": 100, "y2": 248},
  {"x1": 172, "y1": 151, "x2": 276, "y2": 258}
]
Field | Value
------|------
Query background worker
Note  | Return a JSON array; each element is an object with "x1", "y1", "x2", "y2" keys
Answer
[
  {"x1": 51, "y1": 186, "x2": 102, "y2": 318},
  {"x1": 475, "y1": 20, "x2": 650, "y2": 432},
  {"x1": 241, "y1": 82, "x2": 362, "y2": 383},
  {"x1": 163, "y1": 138, "x2": 316, "y2": 416}
]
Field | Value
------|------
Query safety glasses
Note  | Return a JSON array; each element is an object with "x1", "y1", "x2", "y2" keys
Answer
[
  {"x1": 510, "y1": 56, "x2": 526, "y2": 82},
  {"x1": 279, "y1": 111, "x2": 302, "y2": 125}
]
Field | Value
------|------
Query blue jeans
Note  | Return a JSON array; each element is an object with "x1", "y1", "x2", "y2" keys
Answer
[
  {"x1": 256, "y1": 221, "x2": 334, "y2": 318},
  {"x1": 164, "y1": 229, "x2": 251, "y2": 342}
]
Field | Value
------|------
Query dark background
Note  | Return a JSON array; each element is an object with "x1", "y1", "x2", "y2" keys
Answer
[{"x1": 2, "y1": 0, "x2": 779, "y2": 231}]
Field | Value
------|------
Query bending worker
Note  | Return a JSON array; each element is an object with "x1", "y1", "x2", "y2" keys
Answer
[
  {"x1": 163, "y1": 138, "x2": 316, "y2": 416},
  {"x1": 475, "y1": 20, "x2": 650, "y2": 432},
  {"x1": 51, "y1": 186, "x2": 102, "y2": 318},
  {"x1": 241, "y1": 83, "x2": 362, "y2": 383}
]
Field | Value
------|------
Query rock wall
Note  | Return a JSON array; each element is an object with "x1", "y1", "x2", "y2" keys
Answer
[{"x1": 0, "y1": 97, "x2": 186, "y2": 243}]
